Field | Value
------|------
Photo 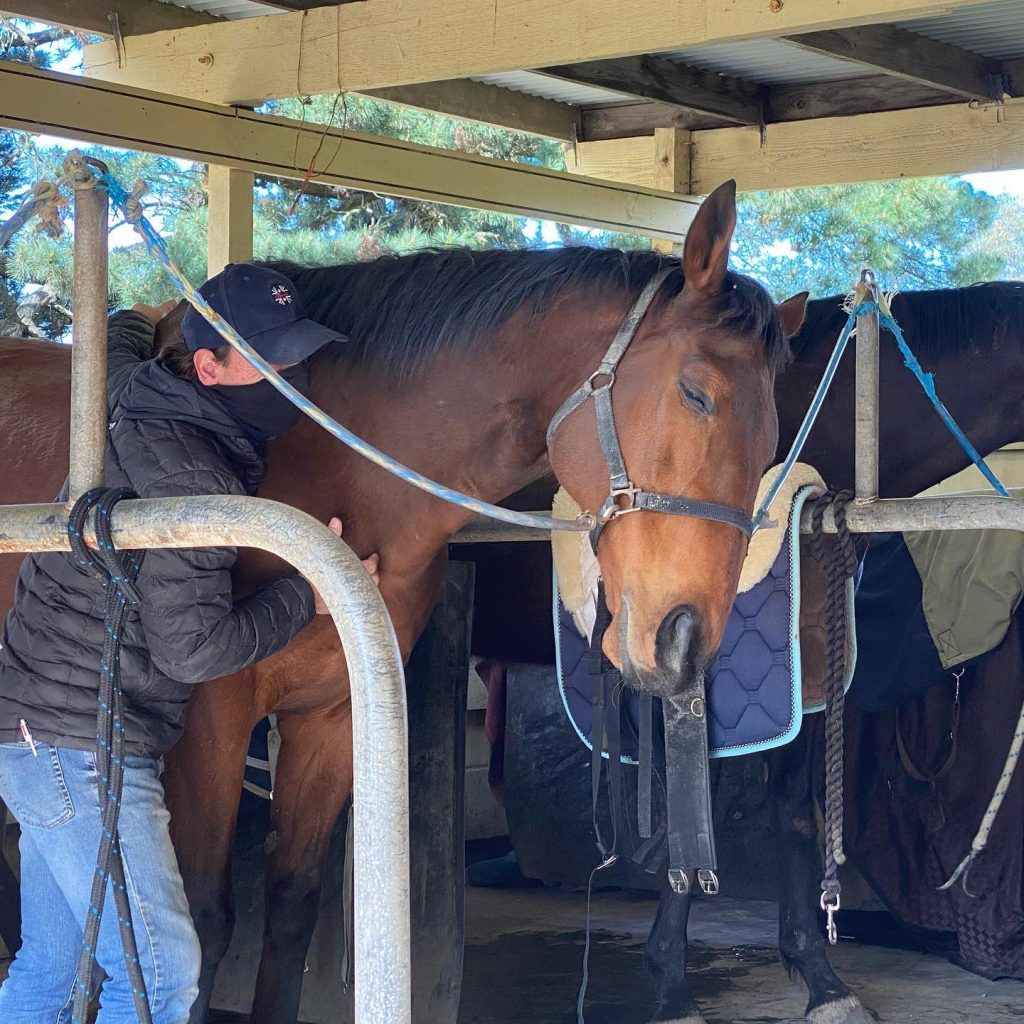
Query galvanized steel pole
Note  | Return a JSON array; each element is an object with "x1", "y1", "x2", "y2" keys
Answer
[
  {"x1": 0, "y1": 497, "x2": 412, "y2": 1024},
  {"x1": 854, "y1": 270, "x2": 880, "y2": 503},
  {"x1": 452, "y1": 495, "x2": 1024, "y2": 543},
  {"x1": 64, "y1": 152, "x2": 109, "y2": 501}
]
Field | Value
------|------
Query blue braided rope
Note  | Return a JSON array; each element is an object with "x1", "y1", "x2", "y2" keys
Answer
[
  {"x1": 878, "y1": 310, "x2": 1009, "y2": 497},
  {"x1": 753, "y1": 299, "x2": 1009, "y2": 532},
  {"x1": 753, "y1": 304, "x2": 864, "y2": 530},
  {"x1": 96, "y1": 171, "x2": 590, "y2": 534}
]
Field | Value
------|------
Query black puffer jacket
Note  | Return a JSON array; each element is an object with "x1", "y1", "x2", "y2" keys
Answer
[{"x1": 0, "y1": 311, "x2": 316, "y2": 758}]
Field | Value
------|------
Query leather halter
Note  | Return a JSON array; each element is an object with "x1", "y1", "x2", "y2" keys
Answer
[{"x1": 546, "y1": 268, "x2": 755, "y2": 553}]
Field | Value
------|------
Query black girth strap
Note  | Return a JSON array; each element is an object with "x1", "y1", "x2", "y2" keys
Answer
[{"x1": 664, "y1": 679, "x2": 719, "y2": 896}]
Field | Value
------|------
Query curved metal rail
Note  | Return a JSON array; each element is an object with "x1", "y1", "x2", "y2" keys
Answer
[{"x1": 0, "y1": 497, "x2": 411, "y2": 1024}]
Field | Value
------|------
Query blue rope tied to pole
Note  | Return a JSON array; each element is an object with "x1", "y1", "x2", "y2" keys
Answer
[
  {"x1": 753, "y1": 296, "x2": 1009, "y2": 531},
  {"x1": 877, "y1": 309, "x2": 1010, "y2": 497},
  {"x1": 95, "y1": 169, "x2": 593, "y2": 535}
]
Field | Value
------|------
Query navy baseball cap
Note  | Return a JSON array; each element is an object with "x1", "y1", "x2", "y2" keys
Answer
[{"x1": 182, "y1": 264, "x2": 346, "y2": 363}]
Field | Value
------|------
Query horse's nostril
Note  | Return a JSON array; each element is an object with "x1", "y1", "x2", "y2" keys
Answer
[{"x1": 655, "y1": 605, "x2": 698, "y2": 680}]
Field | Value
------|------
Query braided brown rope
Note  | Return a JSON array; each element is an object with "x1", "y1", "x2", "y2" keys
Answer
[{"x1": 809, "y1": 490, "x2": 858, "y2": 941}]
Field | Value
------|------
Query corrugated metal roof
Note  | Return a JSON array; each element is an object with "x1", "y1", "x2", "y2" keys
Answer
[
  {"x1": 166, "y1": 0, "x2": 282, "y2": 19},
  {"x1": 656, "y1": 39, "x2": 875, "y2": 85},
  {"x1": 472, "y1": 72, "x2": 629, "y2": 107},
  {"x1": 897, "y1": 0, "x2": 1024, "y2": 60}
]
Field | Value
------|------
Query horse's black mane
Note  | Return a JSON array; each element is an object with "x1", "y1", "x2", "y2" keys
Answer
[
  {"x1": 264, "y1": 248, "x2": 788, "y2": 384},
  {"x1": 794, "y1": 281, "x2": 1024, "y2": 362}
]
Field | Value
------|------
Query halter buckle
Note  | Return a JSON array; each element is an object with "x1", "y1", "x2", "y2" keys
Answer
[
  {"x1": 600, "y1": 484, "x2": 640, "y2": 522},
  {"x1": 588, "y1": 368, "x2": 616, "y2": 392}
]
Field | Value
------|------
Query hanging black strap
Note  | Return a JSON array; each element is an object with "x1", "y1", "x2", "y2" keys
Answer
[
  {"x1": 664, "y1": 677, "x2": 718, "y2": 896},
  {"x1": 589, "y1": 584, "x2": 615, "y2": 862},
  {"x1": 637, "y1": 693, "x2": 653, "y2": 840},
  {"x1": 67, "y1": 488, "x2": 153, "y2": 1024}
]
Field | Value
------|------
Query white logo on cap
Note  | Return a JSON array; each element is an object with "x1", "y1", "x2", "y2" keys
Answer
[{"x1": 271, "y1": 284, "x2": 293, "y2": 306}]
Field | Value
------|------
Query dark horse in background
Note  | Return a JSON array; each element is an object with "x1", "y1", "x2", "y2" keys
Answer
[
  {"x1": 0, "y1": 183, "x2": 807, "y2": 1023},
  {"x1": 457, "y1": 281, "x2": 1024, "y2": 1024}
]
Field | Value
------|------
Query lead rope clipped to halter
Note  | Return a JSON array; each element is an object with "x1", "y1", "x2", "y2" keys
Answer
[
  {"x1": 67, "y1": 487, "x2": 154, "y2": 1024},
  {"x1": 808, "y1": 490, "x2": 858, "y2": 945}
]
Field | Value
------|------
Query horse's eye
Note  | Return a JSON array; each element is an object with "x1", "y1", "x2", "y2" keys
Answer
[{"x1": 678, "y1": 380, "x2": 714, "y2": 417}]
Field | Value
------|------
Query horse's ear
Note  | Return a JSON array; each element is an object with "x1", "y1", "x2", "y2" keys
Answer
[
  {"x1": 681, "y1": 179, "x2": 737, "y2": 297},
  {"x1": 777, "y1": 291, "x2": 809, "y2": 339}
]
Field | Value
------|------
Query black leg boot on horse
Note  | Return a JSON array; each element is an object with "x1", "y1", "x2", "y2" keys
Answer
[{"x1": 767, "y1": 724, "x2": 873, "y2": 1024}]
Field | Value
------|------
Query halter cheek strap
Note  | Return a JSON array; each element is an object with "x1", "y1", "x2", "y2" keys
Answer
[{"x1": 546, "y1": 268, "x2": 754, "y2": 552}]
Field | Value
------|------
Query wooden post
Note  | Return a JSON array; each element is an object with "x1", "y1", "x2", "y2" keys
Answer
[
  {"x1": 565, "y1": 128, "x2": 692, "y2": 252},
  {"x1": 207, "y1": 165, "x2": 253, "y2": 276},
  {"x1": 405, "y1": 561, "x2": 473, "y2": 1024},
  {"x1": 651, "y1": 128, "x2": 690, "y2": 254}
]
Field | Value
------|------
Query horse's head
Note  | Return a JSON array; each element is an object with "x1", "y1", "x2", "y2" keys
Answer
[{"x1": 548, "y1": 180, "x2": 807, "y2": 699}]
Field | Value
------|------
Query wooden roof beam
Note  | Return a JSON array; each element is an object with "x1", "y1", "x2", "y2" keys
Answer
[
  {"x1": 0, "y1": 58, "x2": 696, "y2": 241},
  {"x1": 782, "y1": 24, "x2": 1006, "y2": 102},
  {"x1": 0, "y1": 0, "x2": 220, "y2": 36},
  {"x1": 537, "y1": 55, "x2": 761, "y2": 125},
  {"x1": 581, "y1": 58, "x2": 1024, "y2": 142},
  {"x1": 82, "y1": 0, "x2": 1005, "y2": 103},
  {"x1": 359, "y1": 80, "x2": 580, "y2": 141}
]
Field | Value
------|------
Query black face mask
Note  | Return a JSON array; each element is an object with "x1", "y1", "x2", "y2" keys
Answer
[{"x1": 209, "y1": 362, "x2": 311, "y2": 444}]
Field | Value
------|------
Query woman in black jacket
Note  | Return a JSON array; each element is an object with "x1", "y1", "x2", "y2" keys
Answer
[{"x1": 0, "y1": 264, "x2": 377, "y2": 1023}]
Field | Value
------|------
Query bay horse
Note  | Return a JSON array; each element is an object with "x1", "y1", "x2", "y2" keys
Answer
[
  {"x1": 460, "y1": 280, "x2": 1024, "y2": 1023},
  {"x1": 0, "y1": 181, "x2": 804, "y2": 1022}
]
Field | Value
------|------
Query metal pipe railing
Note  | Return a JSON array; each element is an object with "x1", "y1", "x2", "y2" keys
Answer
[
  {"x1": 65, "y1": 152, "x2": 109, "y2": 501},
  {"x1": 854, "y1": 280, "x2": 880, "y2": 504},
  {"x1": 0, "y1": 497, "x2": 411, "y2": 1024},
  {"x1": 451, "y1": 494, "x2": 1024, "y2": 543}
]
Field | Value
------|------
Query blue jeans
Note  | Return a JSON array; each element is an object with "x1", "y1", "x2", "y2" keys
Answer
[{"x1": 0, "y1": 743, "x2": 201, "y2": 1023}]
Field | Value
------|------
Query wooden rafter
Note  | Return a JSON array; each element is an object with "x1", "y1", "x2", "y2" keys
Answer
[
  {"x1": 581, "y1": 59, "x2": 1024, "y2": 142},
  {"x1": 783, "y1": 24, "x2": 1005, "y2": 102},
  {"x1": 360, "y1": 80, "x2": 579, "y2": 141},
  {"x1": 81, "y1": 0, "x2": 1003, "y2": 103},
  {"x1": 538, "y1": 55, "x2": 761, "y2": 125},
  {"x1": 0, "y1": 0, "x2": 579, "y2": 140},
  {"x1": 0, "y1": 59, "x2": 697, "y2": 240}
]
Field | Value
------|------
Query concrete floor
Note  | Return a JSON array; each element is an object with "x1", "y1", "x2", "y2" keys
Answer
[
  {"x1": 461, "y1": 886, "x2": 1024, "y2": 1024},
  {"x1": 3, "y1": 884, "x2": 1022, "y2": 1022}
]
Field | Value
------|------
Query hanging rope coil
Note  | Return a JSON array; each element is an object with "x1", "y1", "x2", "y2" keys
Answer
[
  {"x1": 809, "y1": 489, "x2": 858, "y2": 945},
  {"x1": 67, "y1": 488, "x2": 153, "y2": 1024}
]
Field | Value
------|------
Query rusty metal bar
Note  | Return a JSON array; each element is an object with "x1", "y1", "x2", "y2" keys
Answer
[
  {"x1": 64, "y1": 151, "x2": 109, "y2": 501},
  {"x1": 0, "y1": 497, "x2": 411, "y2": 1024},
  {"x1": 855, "y1": 275, "x2": 880, "y2": 503}
]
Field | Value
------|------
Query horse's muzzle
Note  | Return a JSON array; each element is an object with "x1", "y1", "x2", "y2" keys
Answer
[{"x1": 619, "y1": 600, "x2": 703, "y2": 699}]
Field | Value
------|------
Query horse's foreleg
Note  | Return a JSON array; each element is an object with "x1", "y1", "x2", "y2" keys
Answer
[
  {"x1": 766, "y1": 720, "x2": 872, "y2": 1024},
  {"x1": 164, "y1": 672, "x2": 258, "y2": 1024},
  {"x1": 645, "y1": 882, "x2": 706, "y2": 1024},
  {"x1": 251, "y1": 703, "x2": 353, "y2": 1024}
]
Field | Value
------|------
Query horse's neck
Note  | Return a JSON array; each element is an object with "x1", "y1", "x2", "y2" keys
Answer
[
  {"x1": 282, "y1": 298, "x2": 617, "y2": 565},
  {"x1": 781, "y1": 309, "x2": 1024, "y2": 496}
]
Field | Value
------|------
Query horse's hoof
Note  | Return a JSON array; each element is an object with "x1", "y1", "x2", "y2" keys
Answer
[{"x1": 808, "y1": 995, "x2": 876, "y2": 1024}]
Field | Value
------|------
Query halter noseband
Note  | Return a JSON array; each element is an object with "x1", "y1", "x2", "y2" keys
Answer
[{"x1": 546, "y1": 268, "x2": 755, "y2": 553}]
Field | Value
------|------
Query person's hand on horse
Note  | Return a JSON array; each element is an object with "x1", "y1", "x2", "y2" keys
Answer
[
  {"x1": 308, "y1": 516, "x2": 381, "y2": 615},
  {"x1": 131, "y1": 299, "x2": 178, "y2": 325}
]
